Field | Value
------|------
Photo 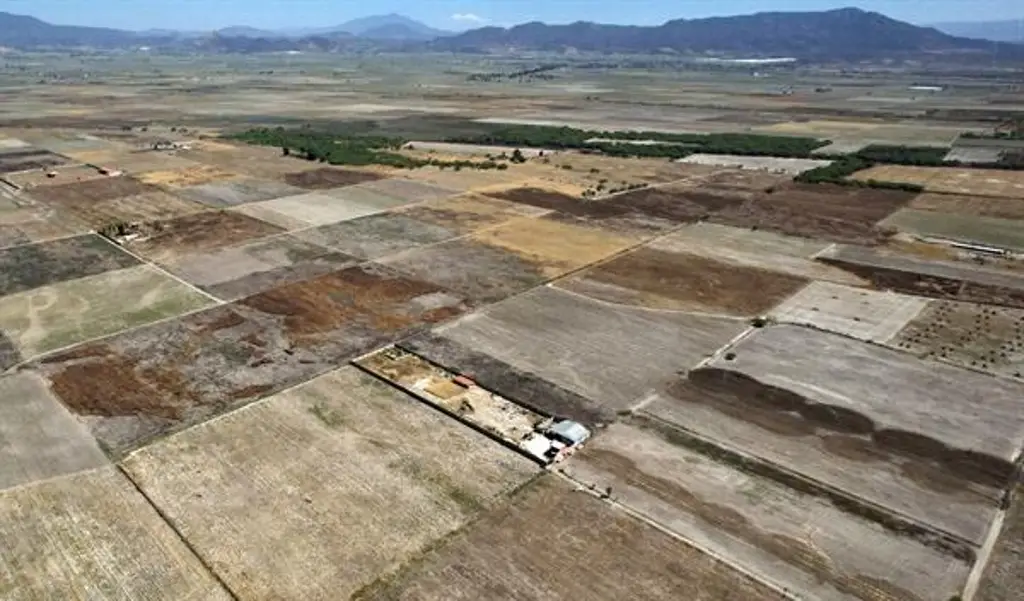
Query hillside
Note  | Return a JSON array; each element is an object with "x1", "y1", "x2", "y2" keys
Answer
[
  {"x1": 433, "y1": 8, "x2": 1013, "y2": 60},
  {"x1": 933, "y1": 19, "x2": 1024, "y2": 43},
  {"x1": 0, "y1": 11, "x2": 140, "y2": 48}
]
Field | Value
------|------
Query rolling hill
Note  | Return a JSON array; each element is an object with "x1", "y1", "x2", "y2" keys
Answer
[{"x1": 933, "y1": 19, "x2": 1024, "y2": 43}]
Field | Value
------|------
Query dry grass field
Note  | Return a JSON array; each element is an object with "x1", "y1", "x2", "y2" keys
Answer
[
  {"x1": 399, "y1": 193, "x2": 545, "y2": 233},
  {"x1": 5, "y1": 164, "x2": 107, "y2": 189},
  {"x1": 879, "y1": 208, "x2": 1024, "y2": 252},
  {"x1": 121, "y1": 367, "x2": 537, "y2": 601},
  {"x1": 55, "y1": 190, "x2": 209, "y2": 229},
  {"x1": 852, "y1": 166, "x2": 1024, "y2": 199},
  {"x1": 123, "y1": 210, "x2": 285, "y2": 262},
  {"x1": 361, "y1": 475, "x2": 783, "y2": 601},
  {"x1": 909, "y1": 192, "x2": 1024, "y2": 220},
  {"x1": 437, "y1": 286, "x2": 747, "y2": 410},
  {"x1": 0, "y1": 467, "x2": 232, "y2": 601},
  {"x1": 296, "y1": 212, "x2": 457, "y2": 260},
  {"x1": 28, "y1": 175, "x2": 160, "y2": 206},
  {"x1": 137, "y1": 164, "x2": 239, "y2": 188},
  {"x1": 0, "y1": 234, "x2": 138, "y2": 296}
]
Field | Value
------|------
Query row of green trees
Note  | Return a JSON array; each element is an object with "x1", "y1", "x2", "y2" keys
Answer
[
  {"x1": 234, "y1": 128, "x2": 509, "y2": 171},
  {"x1": 795, "y1": 155, "x2": 924, "y2": 192}
]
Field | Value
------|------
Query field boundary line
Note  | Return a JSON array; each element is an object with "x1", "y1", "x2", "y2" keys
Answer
[
  {"x1": 552, "y1": 469, "x2": 801, "y2": 601},
  {"x1": 116, "y1": 463, "x2": 242, "y2": 601},
  {"x1": 5, "y1": 299, "x2": 221, "y2": 375},
  {"x1": 962, "y1": 505, "x2": 1007, "y2": 601},
  {"x1": 0, "y1": 464, "x2": 111, "y2": 497},
  {"x1": 546, "y1": 282, "x2": 753, "y2": 320},
  {"x1": 632, "y1": 411, "x2": 979, "y2": 561},
  {"x1": 94, "y1": 233, "x2": 227, "y2": 305}
]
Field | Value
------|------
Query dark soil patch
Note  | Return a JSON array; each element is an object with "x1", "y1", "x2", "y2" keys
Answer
[
  {"x1": 606, "y1": 187, "x2": 747, "y2": 223},
  {"x1": 0, "y1": 234, "x2": 138, "y2": 296},
  {"x1": 709, "y1": 183, "x2": 915, "y2": 246},
  {"x1": 297, "y1": 213, "x2": 457, "y2": 260},
  {"x1": 488, "y1": 187, "x2": 630, "y2": 219},
  {"x1": 0, "y1": 150, "x2": 69, "y2": 174},
  {"x1": 399, "y1": 333, "x2": 614, "y2": 428},
  {"x1": 124, "y1": 210, "x2": 285, "y2": 261},
  {"x1": 29, "y1": 176, "x2": 158, "y2": 205},
  {"x1": 380, "y1": 238, "x2": 548, "y2": 305},
  {"x1": 238, "y1": 263, "x2": 467, "y2": 343},
  {"x1": 0, "y1": 331, "x2": 22, "y2": 370},
  {"x1": 283, "y1": 167, "x2": 384, "y2": 190},
  {"x1": 570, "y1": 247, "x2": 808, "y2": 315},
  {"x1": 821, "y1": 258, "x2": 1024, "y2": 309}
]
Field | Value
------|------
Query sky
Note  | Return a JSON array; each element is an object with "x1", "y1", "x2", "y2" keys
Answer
[{"x1": 2, "y1": 0, "x2": 1023, "y2": 32}]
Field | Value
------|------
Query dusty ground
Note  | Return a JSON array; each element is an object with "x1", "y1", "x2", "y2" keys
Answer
[
  {"x1": 241, "y1": 189, "x2": 410, "y2": 228},
  {"x1": 0, "y1": 372, "x2": 108, "y2": 491},
  {"x1": 53, "y1": 190, "x2": 209, "y2": 230},
  {"x1": 852, "y1": 166, "x2": 1024, "y2": 199},
  {"x1": 0, "y1": 205, "x2": 82, "y2": 250},
  {"x1": 437, "y1": 286, "x2": 748, "y2": 411},
  {"x1": 121, "y1": 367, "x2": 537, "y2": 601},
  {"x1": 123, "y1": 210, "x2": 285, "y2": 262},
  {"x1": 710, "y1": 183, "x2": 915, "y2": 245},
  {"x1": 0, "y1": 234, "x2": 138, "y2": 296},
  {"x1": 0, "y1": 467, "x2": 232, "y2": 601},
  {"x1": 162, "y1": 234, "x2": 357, "y2": 301},
  {"x1": 879, "y1": 208, "x2": 1024, "y2": 252},
  {"x1": 380, "y1": 238, "x2": 551, "y2": 304},
  {"x1": 908, "y1": 192, "x2": 1024, "y2": 220},
  {"x1": 399, "y1": 193, "x2": 545, "y2": 233},
  {"x1": 563, "y1": 421, "x2": 971, "y2": 601},
  {"x1": 361, "y1": 474, "x2": 783, "y2": 601},
  {"x1": 770, "y1": 281, "x2": 930, "y2": 342},
  {"x1": 557, "y1": 246, "x2": 808, "y2": 316},
  {"x1": 0, "y1": 264, "x2": 214, "y2": 361},
  {"x1": 176, "y1": 178, "x2": 305, "y2": 208},
  {"x1": 0, "y1": 149, "x2": 69, "y2": 174},
  {"x1": 296, "y1": 212, "x2": 458, "y2": 260},
  {"x1": 137, "y1": 164, "x2": 239, "y2": 188},
  {"x1": 891, "y1": 300, "x2": 1024, "y2": 380},
  {"x1": 5, "y1": 164, "x2": 107, "y2": 189},
  {"x1": 977, "y1": 486, "x2": 1024, "y2": 601},
  {"x1": 678, "y1": 153, "x2": 832, "y2": 175}
]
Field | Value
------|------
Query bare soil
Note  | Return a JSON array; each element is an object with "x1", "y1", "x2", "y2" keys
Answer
[
  {"x1": 909, "y1": 193, "x2": 1024, "y2": 221},
  {"x1": 361, "y1": 475, "x2": 784, "y2": 601},
  {"x1": 561, "y1": 247, "x2": 808, "y2": 316},
  {"x1": 488, "y1": 187, "x2": 631, "y2": 219},
  {"x1": 977, "y1": 486, "x2": 1024, "y2": 601},
  {"x1": 607, "y1": 185, "x2": 748, "y2": 223},
  {"x1": 283, "y1": 167, "x2": 384, "y2": 189},
  {"x1": 710, "y1": 183, "x2": 916, "y2": 246},
  {"x1": 28, "y1": 176, "x2": 159, "y2": 205},
  {"x1": 296, "y1": 213, "x2": 457, "y2": 260},
  {"x1": 0, "y1": 149, "x2": 69, "y2": 174}
]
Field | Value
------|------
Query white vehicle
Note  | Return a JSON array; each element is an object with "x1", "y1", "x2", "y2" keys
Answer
[{"x1": 521, "y1": 419, "x2": 591, "y2": 465}]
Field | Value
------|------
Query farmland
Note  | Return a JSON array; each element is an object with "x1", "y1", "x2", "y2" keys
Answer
[{"x1": 2, "y1": 50, "x2": 1024, "y2": 601}]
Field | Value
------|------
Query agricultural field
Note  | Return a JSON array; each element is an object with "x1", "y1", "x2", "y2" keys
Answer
[
  {"x1": 890, "y1": 300, "x2": 1024, "y2": 380},
  {"x1": 562, "y1": 421, "x2": 971, "y2": 601},
  {"x1": 770, "y1": 280, "x2": 930, "y2": 342},
  {"x1": 0, "y1": 467, "x2": 232, "y2": 601},
  {"x1": 120, "y1": 367, "x2": 538, "y2": 601},
  {"x1": 4, "y1": 56, "x2": 1024, "y2": 600},
  {"x1": 360, "y1": 475, "x2": 783, "y2": 601},
  {"x1": 436, "y1": 286, "x2": 747, "y2": 410},
  {"x1": 977, "y1": 486, "x2": 1024, "y2": 601},
  {"x1": 879, "y1": 208, "x2": 1024, "y2": 252},
  {"x1": 851, "y1": 166, "x2": 1024, "y2": 199}
]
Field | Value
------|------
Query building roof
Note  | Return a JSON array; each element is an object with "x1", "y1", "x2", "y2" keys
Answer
[{"x1": 548, "y1": 420, "x2": 590, "y2": 445}]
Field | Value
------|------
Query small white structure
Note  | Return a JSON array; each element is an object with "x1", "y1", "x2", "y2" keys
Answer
[{"x1": 521, "y1": 419, "x2": 592, "y2": 465}]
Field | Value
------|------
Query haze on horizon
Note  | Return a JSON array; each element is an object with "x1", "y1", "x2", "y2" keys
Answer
[{"x1": 2, "y1": 0, "x2": 1022, "y2": 32}]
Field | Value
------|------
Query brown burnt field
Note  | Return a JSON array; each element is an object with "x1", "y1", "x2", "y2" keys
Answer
[
  {"x1": 27, "y1": 175, "x2": 159, "y2": 205},
  {"x1": 122, "y1": 210, "x2": 286, "y2": 262},
  {"x1": 557, "y1": 246, "x2": 808, "y2": 316},
  {"x1": 282, "y1": 167, "x2": 385, "y2": 189},
  {"x1": 33, "y1": 264, "x2": 467, "y2": 454},
  {"x1": 709, "y1": 182, "x2": 916, "y2": 245}
]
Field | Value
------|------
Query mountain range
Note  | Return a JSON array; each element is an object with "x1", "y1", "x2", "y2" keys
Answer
[
  {"x1": 0, "y1": 8, "x2": 1022, "y2": 61},
  {"x1": 932, "y1": 19, "x2": 1024, "y2": 43}
]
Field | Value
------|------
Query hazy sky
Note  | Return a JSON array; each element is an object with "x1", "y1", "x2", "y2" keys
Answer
[{"x1": 2, "y1": 0, "x2": 1022, "y2": 31}]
